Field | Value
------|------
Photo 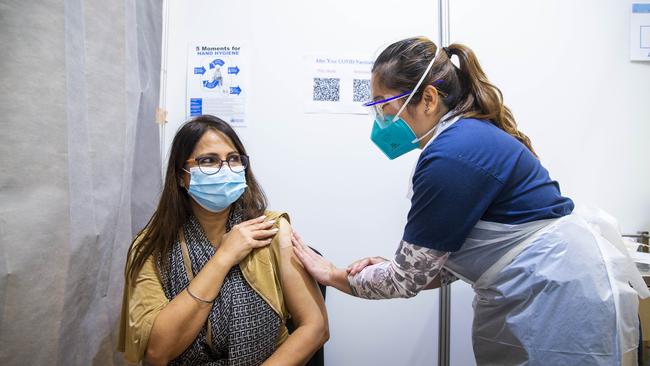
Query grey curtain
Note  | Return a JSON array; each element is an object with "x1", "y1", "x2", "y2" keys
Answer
[{"x1": 0, "y1": 1, "x2": 162, "y2": 365}]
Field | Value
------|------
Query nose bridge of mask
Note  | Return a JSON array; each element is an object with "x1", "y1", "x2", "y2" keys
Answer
[
  {"x1": 189, "y1": 165, "x2": 243, "y2": 180},
  {"x1": 376, "y1": 113, "x2": 394, "y2": 129},
  {"x1": 370, "y1": 101, "x2": 392, "y2": 129},
  {"x1": 189, "y1": 180, "x2": 245, "y2": 194}
]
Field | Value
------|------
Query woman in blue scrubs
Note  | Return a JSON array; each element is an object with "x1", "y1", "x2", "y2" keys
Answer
[{"x1": 291, "y1": 37, "x2": 648, "y2": 365}]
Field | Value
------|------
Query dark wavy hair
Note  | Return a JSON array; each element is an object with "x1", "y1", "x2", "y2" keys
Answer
[
  {"x1": 126, "y1": 115, "x2": 267, "y2": 282},
  {"x1": 373, "y1": 37, "x2": 537, "y2": 157}
]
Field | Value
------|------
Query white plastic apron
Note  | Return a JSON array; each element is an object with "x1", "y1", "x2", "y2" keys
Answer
[
  {"x1": 405, "y1": 117, "x2": 648, "y2": 365},
  {"x1": 456, "y1": 208, "x2": 648, "y2": 365}
]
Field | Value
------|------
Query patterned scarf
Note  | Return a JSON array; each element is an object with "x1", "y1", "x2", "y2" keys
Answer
[{"x1": 158, "y1": 205, "x2": 281, "y2": 365}]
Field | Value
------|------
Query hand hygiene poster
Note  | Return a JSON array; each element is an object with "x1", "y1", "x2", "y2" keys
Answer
[
  {"x1": 303, "y1": 55, "x2": 373, "y2": 114},
  {"x1": 187, "y1": 44, "x2": 247, "y2": 127}
]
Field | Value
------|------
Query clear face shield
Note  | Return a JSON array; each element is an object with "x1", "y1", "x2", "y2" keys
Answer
[
  {"x1": 363, "y1": 79, "x2": 447, "y2": 129},
  {"x1": 365, "y1": 92, "x2": 411, "y2": 128}
]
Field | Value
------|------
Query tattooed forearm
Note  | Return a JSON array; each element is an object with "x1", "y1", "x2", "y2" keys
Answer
[{"x1": 348, "y1": 241, "x2": 449, "y2": 299}]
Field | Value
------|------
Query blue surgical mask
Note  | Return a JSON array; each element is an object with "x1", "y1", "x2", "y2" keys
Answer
[{"x1": 184, "y1": 166, "x2": 247, "y2": 212}]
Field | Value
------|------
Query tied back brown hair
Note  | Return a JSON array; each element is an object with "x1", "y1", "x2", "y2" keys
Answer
[
  {"x1": 373, "y1": 37, "x2": 537, "y2": 157},
  {"x1": 126, "y1": 115, "x2": 268, "y2": 283}
]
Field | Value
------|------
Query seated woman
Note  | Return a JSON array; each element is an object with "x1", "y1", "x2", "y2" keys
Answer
[{"x1": 117, "y1": 115, "x2": 328, "y2": 365}]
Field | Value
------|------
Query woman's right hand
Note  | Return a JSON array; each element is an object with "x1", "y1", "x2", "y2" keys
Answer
[
  {"x1": 217, "y1": 215, "x2": 278, "y2": 267},
  {"x1": 291, "y1": 231, "x2": 339, "y2": 286}
]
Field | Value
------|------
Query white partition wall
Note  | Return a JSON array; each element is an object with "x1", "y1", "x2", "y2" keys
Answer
[
  {"x1": 162, "y1": 1, "x2": 478, "y2": 365},
  {"x1": 449, "y1": 0, "x2": 650, "y2": 233},
  {"x1": 161, "y1": 1, "x2": 649, "y2": 365}
]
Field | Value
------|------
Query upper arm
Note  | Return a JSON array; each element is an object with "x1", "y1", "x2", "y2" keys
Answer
[
  {"x1": 276, "y1": 218, "x2": 328, "y2": 329},
  {"x1": 122, "y1": 254, "x2": 169, "y2": 362},
  {"x1": 403, "y1": 153, "x2": 503, "y2": 252}
]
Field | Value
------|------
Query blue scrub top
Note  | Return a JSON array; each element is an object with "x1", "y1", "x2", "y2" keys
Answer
[{"x1": 403, "y1": 118, "x2": 574, "y2": 252}]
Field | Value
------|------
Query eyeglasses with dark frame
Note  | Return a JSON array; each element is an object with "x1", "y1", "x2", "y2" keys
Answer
[{"x1": 185, "y1": 154, "x2": 249, "y2": 175}]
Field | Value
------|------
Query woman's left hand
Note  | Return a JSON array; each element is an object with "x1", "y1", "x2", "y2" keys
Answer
[{"x1": 346, "y1": 256, "x2": 388, "y2": 276}]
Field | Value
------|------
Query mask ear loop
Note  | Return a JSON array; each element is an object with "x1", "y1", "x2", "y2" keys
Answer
[
  {"x1": 392, "y1": 47, "x2": 439, "y2": 123},
  {"x1": 180, "y1": 167, "x2": 191, "y2": 190}
]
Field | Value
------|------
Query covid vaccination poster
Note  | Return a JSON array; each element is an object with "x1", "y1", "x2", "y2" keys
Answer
[
  {"x1": 303, "y1": 55, "x2": 373, "y2": 114},
  {"x1": 187, "y1": 44, "x2": 247, "y2": 127}
]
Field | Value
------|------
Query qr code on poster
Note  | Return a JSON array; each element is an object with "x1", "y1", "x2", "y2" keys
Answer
[
  {"x1": 313, "y1": 78, "x2": 340, "y2": 101},
  {"x1": 353, "y1": 79, "x2": 370, "y2": 102}
]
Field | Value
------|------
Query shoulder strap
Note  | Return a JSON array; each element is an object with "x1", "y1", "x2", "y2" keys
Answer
[
  {"x1": 179, "y1": 230, "x2": 194, "y2": 280},
  {"x1": 180, "y1": 230, "x2": 216, "y2": 349}
]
